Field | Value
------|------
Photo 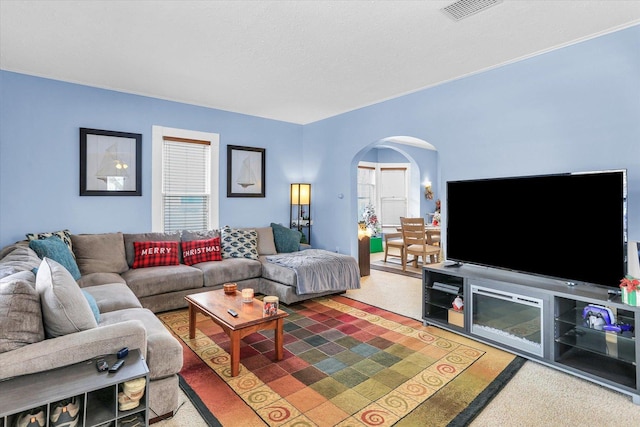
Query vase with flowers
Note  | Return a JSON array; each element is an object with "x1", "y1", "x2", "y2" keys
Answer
[{"x1": 620, "y1": 276, "x2": 640, "y2": 306}]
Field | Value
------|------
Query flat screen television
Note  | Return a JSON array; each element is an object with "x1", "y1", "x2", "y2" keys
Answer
[{"x1": 446, "y1": 170, "x2": 626, "y2": 288}]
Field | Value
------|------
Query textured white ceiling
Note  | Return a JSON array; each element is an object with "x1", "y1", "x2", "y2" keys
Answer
[{"x1": 1, "y1": 1, "x2": 639, "y2": 124}]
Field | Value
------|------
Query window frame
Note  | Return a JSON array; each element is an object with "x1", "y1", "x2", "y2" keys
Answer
[{"x1": 151, "y1": 126, "x2": 220, "y2": 232}]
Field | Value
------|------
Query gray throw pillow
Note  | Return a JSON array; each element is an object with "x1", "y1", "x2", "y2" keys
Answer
[
  {"x1": 36, "y1": 257, "x2": 97, "y2": 338},
  {"x1": 0, "y1": 277, "x2": 44, "y2": 353},
  {"x1": 241, "y1": 227, "x2": 277, "y2": 256},
  {"x1": 71, "y1": 232, "x2": 129, "y2": 275}
]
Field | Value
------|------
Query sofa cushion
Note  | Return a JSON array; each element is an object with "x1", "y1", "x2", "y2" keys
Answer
[
  {"x1": 195, "y1": 258, "x2": 263, "y2": 287},
  {"x1": 36, "y1": 258, "x2": 97, "y2": 338},
  {"x1": 261, "y1": 258, "x2": 298, "y2": 286},
  {"x1": 121, "y1": 264, "x2": 203, "y2": 298},
  {"x1": 77, "y1": 272, "x2": 127, "y2": 288},
  {"x1": 242, "y1": 226, "x2": 277, "y2": 256},
  {"x1": 0, "y1": 245, "x2": 41, "y2": 280},
  {"x1": 132, "y1": 241, "x2": 180, "y2": 268},
  {"x1": 71, "y1": 232, "x2": 129, "y2": 275},
  {"x1": 82, "y1": 283, "x2": 142, "y2": 313},
  {"x1": 0, "y1": 275, "x2": 45, "y2": 353},
  {"x1": 221, "y1": 227, "x2": 259, "y2": 260},
  {"x1": 29, "y1": 236, "x2": 81, "y2": 280},
  {"x1": 181, "y1": 237, "x2": 221, "y2": 265},
  {"x1": 26, "y1": 229, "x2": 74, "y2": 256},
  {"x1": 271, "y1": 223, "x2": 302, "y2": 253},
  {"x1": 124, "y1": 232, "x2": 182, "y2": 267}
]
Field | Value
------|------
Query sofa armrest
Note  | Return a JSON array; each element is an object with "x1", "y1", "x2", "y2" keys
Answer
[{"x1": 0, "y1": 320, "x2": 146, "y2": 381}]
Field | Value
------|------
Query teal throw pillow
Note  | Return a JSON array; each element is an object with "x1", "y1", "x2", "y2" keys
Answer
[
  {"x1": 29, "y1": 236, "x2": 82, "y2": 281},
  {"x1": 270, "y1": 223, "x2": 302, "y2": 253},
  {"x1": 82, "y1": 290, "x2": 101, "y2": 323}
]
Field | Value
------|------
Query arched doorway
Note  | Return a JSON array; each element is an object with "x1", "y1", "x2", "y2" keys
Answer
[{"x1": 349, "y1": 136, "x2": 439, "y2": 272}]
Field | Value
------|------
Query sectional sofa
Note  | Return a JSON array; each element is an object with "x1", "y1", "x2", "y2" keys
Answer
[{"x1": 0, "y1": 224, "x2": 360, "y2": 421}]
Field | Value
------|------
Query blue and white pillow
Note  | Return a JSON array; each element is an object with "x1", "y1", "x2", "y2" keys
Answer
[{"x1": 221, "y1": 227, "x2": 259, "y2": 260}]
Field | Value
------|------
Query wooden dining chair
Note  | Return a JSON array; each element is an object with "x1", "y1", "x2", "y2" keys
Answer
[
  {"x1": 426, "y1": 227, "x2": 441, "y2": 246},
  {"x1": 400, "y1": 217, "x2": 440, "y2": 271},
  {"x1": 383, "y1": 232, "x2": 404, "y2": 262}
]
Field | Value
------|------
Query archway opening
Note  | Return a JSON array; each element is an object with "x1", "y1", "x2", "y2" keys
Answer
[{"x1": 349, "y1": 136, "x2": 439, "y2": 272}]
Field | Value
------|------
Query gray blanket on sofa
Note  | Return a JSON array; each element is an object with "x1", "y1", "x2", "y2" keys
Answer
[{"x1": 265, "y1": 249, "x2": 361, "y2": 295}]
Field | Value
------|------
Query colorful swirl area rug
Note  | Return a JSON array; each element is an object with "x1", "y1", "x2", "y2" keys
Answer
[{"x1": 158, "y1": 295, "x2": 524, "y2": 427}]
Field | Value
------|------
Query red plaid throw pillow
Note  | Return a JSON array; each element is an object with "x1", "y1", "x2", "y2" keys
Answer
[
  {"x1": 132, "y1": 241, "x2": 180, "y2": 268},
  {"x1": 181, "y1": 237, "x2": 221, "y2": 266}
]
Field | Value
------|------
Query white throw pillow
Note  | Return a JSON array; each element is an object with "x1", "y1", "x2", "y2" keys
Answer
[{"x1": 36, "y1": 257, "x2": 98, "y2": 338}]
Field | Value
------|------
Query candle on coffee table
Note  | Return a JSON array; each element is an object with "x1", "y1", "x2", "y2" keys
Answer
[{"x1": 242, "y1": 288, "x2": 254, "y2": 303}]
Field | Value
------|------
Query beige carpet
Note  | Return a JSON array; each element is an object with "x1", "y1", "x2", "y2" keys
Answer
[
  {"x1": 349, "y1": 268, "x2": 640, "y2": 426},
  {"x1": 156, "y1": 265, "x2": 640, "y2": 426}
]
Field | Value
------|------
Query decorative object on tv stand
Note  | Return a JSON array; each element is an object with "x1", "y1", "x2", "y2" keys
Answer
[
  {"x1": 620, "y1": 276, "x2": 640, "y2": 306},
  {"x1": 290, "y1": 183, "x2": 311, "y2": 244},
  {"x1": 227, "y1": 145, "x2": 266, "y2": 198}
]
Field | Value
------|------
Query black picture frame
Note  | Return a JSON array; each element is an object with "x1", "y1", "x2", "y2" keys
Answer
[
  {"x1": 227, "y1": 145, "x2": 266, "y2": 197},
  {"x1": 80, "y1": 128, "x2": 142, "y2": 196}
]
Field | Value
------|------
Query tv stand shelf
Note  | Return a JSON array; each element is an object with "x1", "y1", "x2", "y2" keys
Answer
[{"x1": 423, "y1": 263, "x2": 640, "y2": 404}]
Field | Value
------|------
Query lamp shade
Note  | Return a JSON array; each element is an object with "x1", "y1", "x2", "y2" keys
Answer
[{"x1": 291, "y1": 183, "x2": 311, "y2": 205}]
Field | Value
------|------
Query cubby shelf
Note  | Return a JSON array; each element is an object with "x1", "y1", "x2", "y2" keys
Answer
[{"x1": 0, "y1": 349, "x2": 149, "y2": 426}]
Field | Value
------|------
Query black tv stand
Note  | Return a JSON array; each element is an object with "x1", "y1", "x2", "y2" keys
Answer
[{"x1": 422, "y1": 263, "x2": 640, "y2": 405}]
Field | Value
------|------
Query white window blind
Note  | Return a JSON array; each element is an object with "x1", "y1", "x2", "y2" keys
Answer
[
  {"x1": 357, "y1": 166, "x2": 375, "y2": 217},
  {"x1": 162, "y1": 137, "x2": 211, "y2": 232},
  {"x1": 380, "y1": 167, "x2": 408, "y2": 227}
]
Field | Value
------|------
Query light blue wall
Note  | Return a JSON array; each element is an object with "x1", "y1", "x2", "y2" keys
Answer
[
  {"x1": 1, "y1": 25, "x2": 638, "y2": 256},
  {"x1": 0, "y1": 72, "x2": 303, "y2": 246},
  {"x1": 303, "y1": 25, "x2": 640, "y2": 256}
]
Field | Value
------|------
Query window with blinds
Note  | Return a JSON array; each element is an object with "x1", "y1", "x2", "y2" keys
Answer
[
  {"x1": 380, "y1": 167, "x2": 408, "y2": 228},
  {"x1": 162, "y1": 137, "x2": 211, "y2": 232}
]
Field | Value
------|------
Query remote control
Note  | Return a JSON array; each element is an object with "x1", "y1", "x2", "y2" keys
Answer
[
  {"x1": 117, "y1": 347, "x2": 129, "y2": 359},
  {"x1": 227, "y1": 308, "x2": 238, "y2": 317},
  {"x1": 96, "y1": 359, "x2": 109, "y2": 372},
  {"x1": 109, "y1": 359, "x2": 125, "y2": 373}
]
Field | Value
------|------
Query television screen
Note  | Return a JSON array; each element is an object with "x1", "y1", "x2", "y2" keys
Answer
[{"x1": 446, "y1": 170, "x2": 626, "y2": 288}]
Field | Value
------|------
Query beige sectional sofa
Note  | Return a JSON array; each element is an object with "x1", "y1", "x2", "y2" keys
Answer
[
  {"x1": 0, "y1": 224, "x2": 360, "y2": 421},
  {"x1": 0, "y1": 243, "x2": 183, "y2": 421}
]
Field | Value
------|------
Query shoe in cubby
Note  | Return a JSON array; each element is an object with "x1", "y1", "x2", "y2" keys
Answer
[
  {"x1": 14, "y1": 407, "x2": 45, "y2": 427},
  {"x1": 118, "y1": 413, "x2": 144, "y2": 427},
  {"x1": 49, "y1": 395, "x2": 81, "y2": 427}
]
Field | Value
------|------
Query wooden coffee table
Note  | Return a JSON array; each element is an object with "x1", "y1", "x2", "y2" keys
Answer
[{"x1": 185, "y1": 289, "x2": 288, "y2": 376}]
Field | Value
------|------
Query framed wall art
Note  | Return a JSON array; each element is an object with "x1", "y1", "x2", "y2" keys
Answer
[
  {"x1": 80, "y1": 128, "x2": 142, "y2": 196},
  {"x1": 227, "y1": 145, "x2": 265, "y2": 197}
]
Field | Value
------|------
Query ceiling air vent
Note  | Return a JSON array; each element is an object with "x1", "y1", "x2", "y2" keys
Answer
[{"x1": 442, "y1": 0, "x2": 503, "y2": 21}]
